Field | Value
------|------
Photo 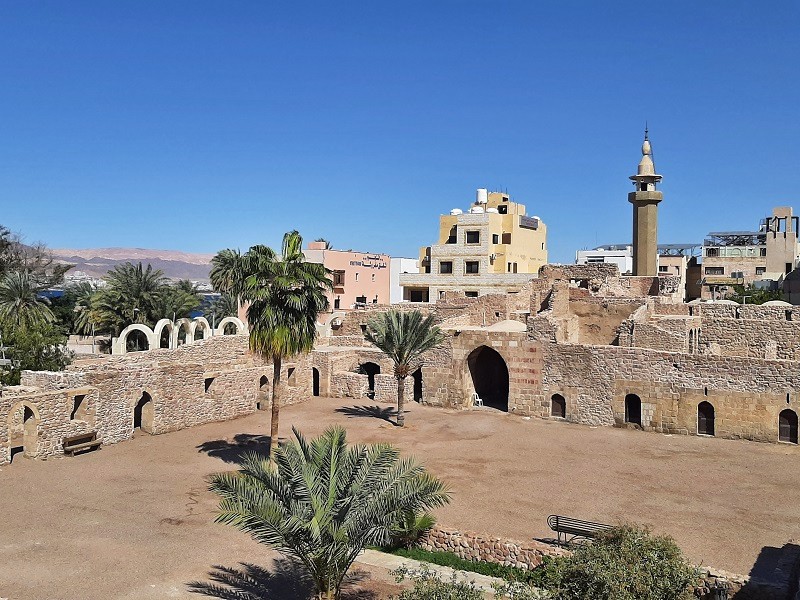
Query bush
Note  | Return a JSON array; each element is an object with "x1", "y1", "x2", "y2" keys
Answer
[
  {"x1": 391, "y1": 565, "x2": 485, "y2": 600},
  {"x1": 389, "y1": 510, "x2": 437, "y2": 550},
  {"x1": 386, "y1": 546, "x2": 557, "y2": 587},
  {"x1": 550, "y1": 525, "x2": 698, "y2": 600}
]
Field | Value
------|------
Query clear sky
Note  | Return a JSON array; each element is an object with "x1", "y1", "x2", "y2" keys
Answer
[{"x1": 1, "y1": 1, "x2": 798, "y2": 263}]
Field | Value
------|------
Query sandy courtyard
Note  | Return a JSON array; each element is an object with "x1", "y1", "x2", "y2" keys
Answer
[{"x1": 1, "y1": 397, "x2": 799, "y2": 599}]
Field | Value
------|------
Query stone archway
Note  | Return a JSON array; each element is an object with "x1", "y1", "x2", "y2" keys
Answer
[
  {"x1": 153, "y1": 319, "x2": 174, "y2": 349},
  {"x1": 217, "y1": 316, "x2": 246, "y2": 336},
  {"x1": 134, "y1": 392, "x2": 154, "y2": 434},
  {"x1": 467, "y1": 346, "x2": 509, "y2": 412},
  {"x1": 7, "y1": 401, "x2": 39, "y2": 462},
  {"x1": 191, "y1": 317, "x2": 213, "y2": 342},
  {"x1": 114, "y1": 324, "x2": 156, "y2": 354},
  {"x1": 360, "y1": 362, "x2": 380, "y2": 400},
  {"x1": 174, "y1": 318, "x2": 193, "y2": 347}
]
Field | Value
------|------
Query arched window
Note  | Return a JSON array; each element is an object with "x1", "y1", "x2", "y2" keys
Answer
[
  {"x1": 779, "y1": 409, "x2": 798, "y2": 444},
  {"x1": 697, "y1": 401, "x2": 715, "y2": 436},
  {"x1": 624, "y1": 394, "x2": 642, "y2": 426},
  {"x1": 551, "y1": 394, "x2": 566, "y2": 419}
]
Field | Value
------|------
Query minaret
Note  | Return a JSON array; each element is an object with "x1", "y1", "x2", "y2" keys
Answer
[{"x1": 628, "y1": 128, "x2": 663, "y2": 276}]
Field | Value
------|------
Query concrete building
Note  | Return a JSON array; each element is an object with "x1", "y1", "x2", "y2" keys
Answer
[
  {"x1": 305, "y1": 242, "x2": 391, "y2": 315},
  {"x1": 701, "y1": 207, "x2": 800, "y2": 300},
  {"x1": 390, "y1": 257, "x2": 418, "y2": 303},
  {"x1": 628, "y1": 130, "x2": 664, "y2": 276},
  {"x1": 399, "y1": 188, "x2": 548, "y2": 302}
]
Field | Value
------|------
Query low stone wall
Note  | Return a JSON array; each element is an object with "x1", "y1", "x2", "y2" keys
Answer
[{"x1": 419, "y1": 526, "x2": 568, "y2": 570}]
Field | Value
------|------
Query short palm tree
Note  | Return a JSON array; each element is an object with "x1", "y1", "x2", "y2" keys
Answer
[
  {"x1": 0, "y1": 270, "x2": 55, "y2": 330},
  {"x1": 245, "y1": 232, "x2": 331, "y2": 459},
  {"x1": 364, "y1": 310, "x2": 445, "y2": 427},
  {"x1": 209, "y1": 426, "x2": 451, "y2": 600}
]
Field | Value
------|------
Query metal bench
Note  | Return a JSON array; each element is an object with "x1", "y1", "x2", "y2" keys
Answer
[
  {"x1": 547, "y1": 514, "x2": 612, "y2": 545},
  {"x1": 63, "y1": 432, "x2": 102, "y2": 456}
]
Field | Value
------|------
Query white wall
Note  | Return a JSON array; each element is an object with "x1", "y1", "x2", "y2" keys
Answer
[{"x1": 391, "y1": 257, "x2": 418, "y2": 303}]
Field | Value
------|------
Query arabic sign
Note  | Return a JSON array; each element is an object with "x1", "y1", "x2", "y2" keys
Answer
[
  {"x1": 350, "y1": 255, "x2": 388, "y2": 269},
  {"x1": 519, "y1": 216, "x2": 539, "y2": 230}
]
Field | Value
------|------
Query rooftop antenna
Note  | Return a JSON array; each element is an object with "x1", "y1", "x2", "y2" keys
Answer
[{"x1": 644, "y1": 121, "x2": 649, "y2": 141}]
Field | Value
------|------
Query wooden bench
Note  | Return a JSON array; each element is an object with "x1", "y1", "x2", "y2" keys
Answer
[
  {"x1": 547, "y1": 514, "x2": 612, "y2": 545},
  {"x1": 63, "y1": 432, "x2": 102, "y2": 456}
]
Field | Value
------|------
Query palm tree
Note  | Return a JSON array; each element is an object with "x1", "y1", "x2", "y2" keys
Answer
[
  {"x1": 245, "y1": 232, "x2": 331, "y2": 460},
  {"x1": 93, "y1": 262, "x2": 169, "y2": 334},
  {"x1": 210, "y1": 248, "x2": 247, "y2": 308},
  {"x1": 0, "y1": 270, "x2": 55, "y2": 330},
  {"x1": 209, "y1": 426, "x2": 450, "y2": 600},
  {"x1": 364, "y1": 310, "x2": 445, "y2": 427}
]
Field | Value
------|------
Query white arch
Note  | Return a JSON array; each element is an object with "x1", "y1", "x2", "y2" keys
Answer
[
  {"x1": 153, "y1": 319, "x2": 175, "y2": 349},
  {"x1": 113, "y1": 324, "x2": 156, "y2": 355},
  {"x1": 190, "y1": 317, "x2": 213, "y2": 341},
  {"x1": 216, "y1": 316, "x2": 247, "y2": 336},
  {"x1": 173, "y1": 318, "x2": 194, "y2": 347}
]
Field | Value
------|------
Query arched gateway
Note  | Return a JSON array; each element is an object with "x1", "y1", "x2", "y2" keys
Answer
[{"x1": 467, "y1": 346, "x2": 509, "y2": 412}]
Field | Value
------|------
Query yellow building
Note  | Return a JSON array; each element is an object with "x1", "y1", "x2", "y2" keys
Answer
[{"x1": 400, "y1": 189, "x2": 548, "y2": 301}]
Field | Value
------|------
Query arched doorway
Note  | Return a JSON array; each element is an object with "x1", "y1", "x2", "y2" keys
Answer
[
  {"x1": 551, "y1": 394, "x2": 566, "y2": 419},
  {"x1": 126, "y1": 328, "x2": 150, "y2": 352},
  {"x1": 698, "y1": 401, "x2": 715, "y2": 436},
  {"x1": 134, "y1": 392, "x2": 154, "y2": 434},
  {"x1": 467, "y1": 346, "x2": 509, "y2": 412},
  {"x1": 360, "y1": 362, "x2": 380, "y2": 400},
  {"x1": 412, "y1": 368, "x2": 423, "y2": 402},
  {"x1": 625, "y1": 394, "x2": 642, "y2": 426},
  {"x1": 312, "y1": 368, "x2": 320, "y2": 397},
  {"x1": 779, "y1": 409, "x2": 798, "y2": 444}
]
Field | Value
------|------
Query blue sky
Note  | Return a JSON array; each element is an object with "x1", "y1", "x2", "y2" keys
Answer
[{"x1": 1, "y1": 1, "x2": 798, "y2": 263}]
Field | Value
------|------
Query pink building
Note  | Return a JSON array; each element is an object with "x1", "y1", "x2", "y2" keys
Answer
[{"x1": 305, "y1": 242, "x2": 391, "y2": 316}]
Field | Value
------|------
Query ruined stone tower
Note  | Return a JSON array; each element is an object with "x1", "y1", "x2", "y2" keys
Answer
[{"x1": 628, "y1": 129, "x2": 663, "y2": 276}]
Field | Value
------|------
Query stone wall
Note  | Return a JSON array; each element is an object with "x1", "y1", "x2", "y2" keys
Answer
[{"x1": 3, "y1": 335, "x2": 314, "y2": 465}]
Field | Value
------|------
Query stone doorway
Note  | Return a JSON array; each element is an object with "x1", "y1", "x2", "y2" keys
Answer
[
  {"x1": 134, "y1": 392, "x2": 154, "y2": 434},
  {"x1": 467, "y1": 346, "x2": 509, "y2": 412},
  {"x1": 312, "y1": 368, "x2": 320, "y2": 397},
  {"x1": 360, "y1": 362, "x2": 380, "y2": 400},
  {"x1": 625, "y1": 394, "x2": 642, "y2": 426},
  {"x1": 698, "y1": 401, "x2": 715, "y2": 436},
  {"x1": 412, "y1": 368, "x2": 423, "y2": 402},
  {"x1": 9, "y1": 404, "x2": 38, "y2": 462}
]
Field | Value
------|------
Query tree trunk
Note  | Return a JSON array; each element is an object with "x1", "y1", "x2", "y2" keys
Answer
[
  {"x1": 396, "y1": 376, "x2": 405, "y2": 427},
  {"x1": 270, "y1": 356, "x2": 282, "y2": 462}
]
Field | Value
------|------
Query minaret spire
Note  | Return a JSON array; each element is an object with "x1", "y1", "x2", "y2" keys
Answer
[{"x1": 628, "y1": 130, "x2": 664, "y2": 276}]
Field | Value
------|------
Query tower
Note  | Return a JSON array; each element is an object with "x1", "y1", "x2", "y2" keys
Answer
[{"x1": 628, "y1": 128, "x2": 663, "y2": 276}]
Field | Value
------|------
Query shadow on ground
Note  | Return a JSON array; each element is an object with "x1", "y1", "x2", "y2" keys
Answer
[
  {"x1": 188, "y1": 560, "x2": 377, "y2": 600},
  {"x1": 196, "y1": 434, "x2": 272, "y2": 465},
  {"x1": 334, "y1": 405, "x2": 397, "y2": 423}
]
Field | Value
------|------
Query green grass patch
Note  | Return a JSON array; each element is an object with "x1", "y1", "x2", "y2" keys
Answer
[{"x1": 382, "y1": 546, "x2": 555, "y2": 587}]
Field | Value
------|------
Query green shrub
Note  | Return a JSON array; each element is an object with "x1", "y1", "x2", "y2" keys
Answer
[
  {"x1": 391, "y1": 565, "x2": 484, "y2": 600},
  {"x1": 389, "y1": 510, "x2": 437, "y2": 550},
  {"x1": 550, "y1": 525, "x2": 698, "y2": 600},
  {"x1": 387, "y1": 546, "x2": 556, "y2": 587}
]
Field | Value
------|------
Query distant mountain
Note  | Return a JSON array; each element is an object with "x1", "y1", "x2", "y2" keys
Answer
[{"x1": 52, "y1": 247, "x2": 214, "y2": 281}]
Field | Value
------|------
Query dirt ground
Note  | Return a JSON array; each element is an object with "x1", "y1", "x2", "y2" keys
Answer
[{"x1": 1, "y1": 398, "x2": 799, "y2": 599}]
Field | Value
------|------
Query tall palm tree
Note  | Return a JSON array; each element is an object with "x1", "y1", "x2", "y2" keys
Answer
[
  {"x1": 0, "y1": 270, "x2": 55, "y2": 330},
  {"x1": 209, "y1": 426, "x2": 450, "y2": 600},
  {"x1": 245, "y1": 232, "x2": 331, "y2": 460},
  {"x1": 364, "y1": 310, "x2": 445, "y2": 427}
]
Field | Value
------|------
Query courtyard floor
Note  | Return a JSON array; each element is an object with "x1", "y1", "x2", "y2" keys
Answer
[{"x1": 1, "y1": 397, "x2": 799, "y2": 599}]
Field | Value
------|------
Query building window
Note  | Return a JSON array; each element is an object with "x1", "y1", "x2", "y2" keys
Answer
[
  {"x1": 587, "y1": 257, "x2": 605, "y2": 263},
  {"x1": 204, "y1": 377, "x2": 215, "y2": 393},
  {"x1": 465, "y1": 291, "x2": 478, "y2": 298},
  {"x1": 439, "y1": 261, "x2": 453, "y2": 274},
  {"x1": 512, "y1": 262, "x2": 518, "y2": 273},
  {"x1": 466, "y1": 231, "x2": 480, "y2": 244},
  {"x1": 492, "y1": 234, "x2": 499, "y2": 244},
  {"x1": 705, "y1": 267, "x2": 724, "y2": 275},
  {"x1": 70, "y1": 395, "x2": 87, "y2": 421},
  {"x1": 756, "y1": 267, "x2": 766, "y2": 275},
  {"x1": 502, "y1": 232, "x2": 512, "y2": 244},
  {"x1": 356, "y1": 295, "x2": 367, "y2": 304},
  {"x1": 287, "y1": 367, "x2": 296, "y2": 387},
  {"x1": 332, "y1": 270, "x2": 345, "y2": 286},
  {"x1": 760, "y1": 247, "x2": 767, "y2": 257},
  {"x1": 355, "y1": 273, "x2": 359, "y2": 282},
  {"x1": 498, "y1": 205, "x2": 508, "y2": 214},
  {"x1": 409, "y1": 289, "x2": 428, "y2": 302},
  {"x1": 705, "y1": 247, "x2": 719, "y2": 257},
  {"x1": 658, "y1": 266, "x2": 669, "y2": 273},
  {"x1": 465, "y1": 261, "x2": 479, "y2": 274}
]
